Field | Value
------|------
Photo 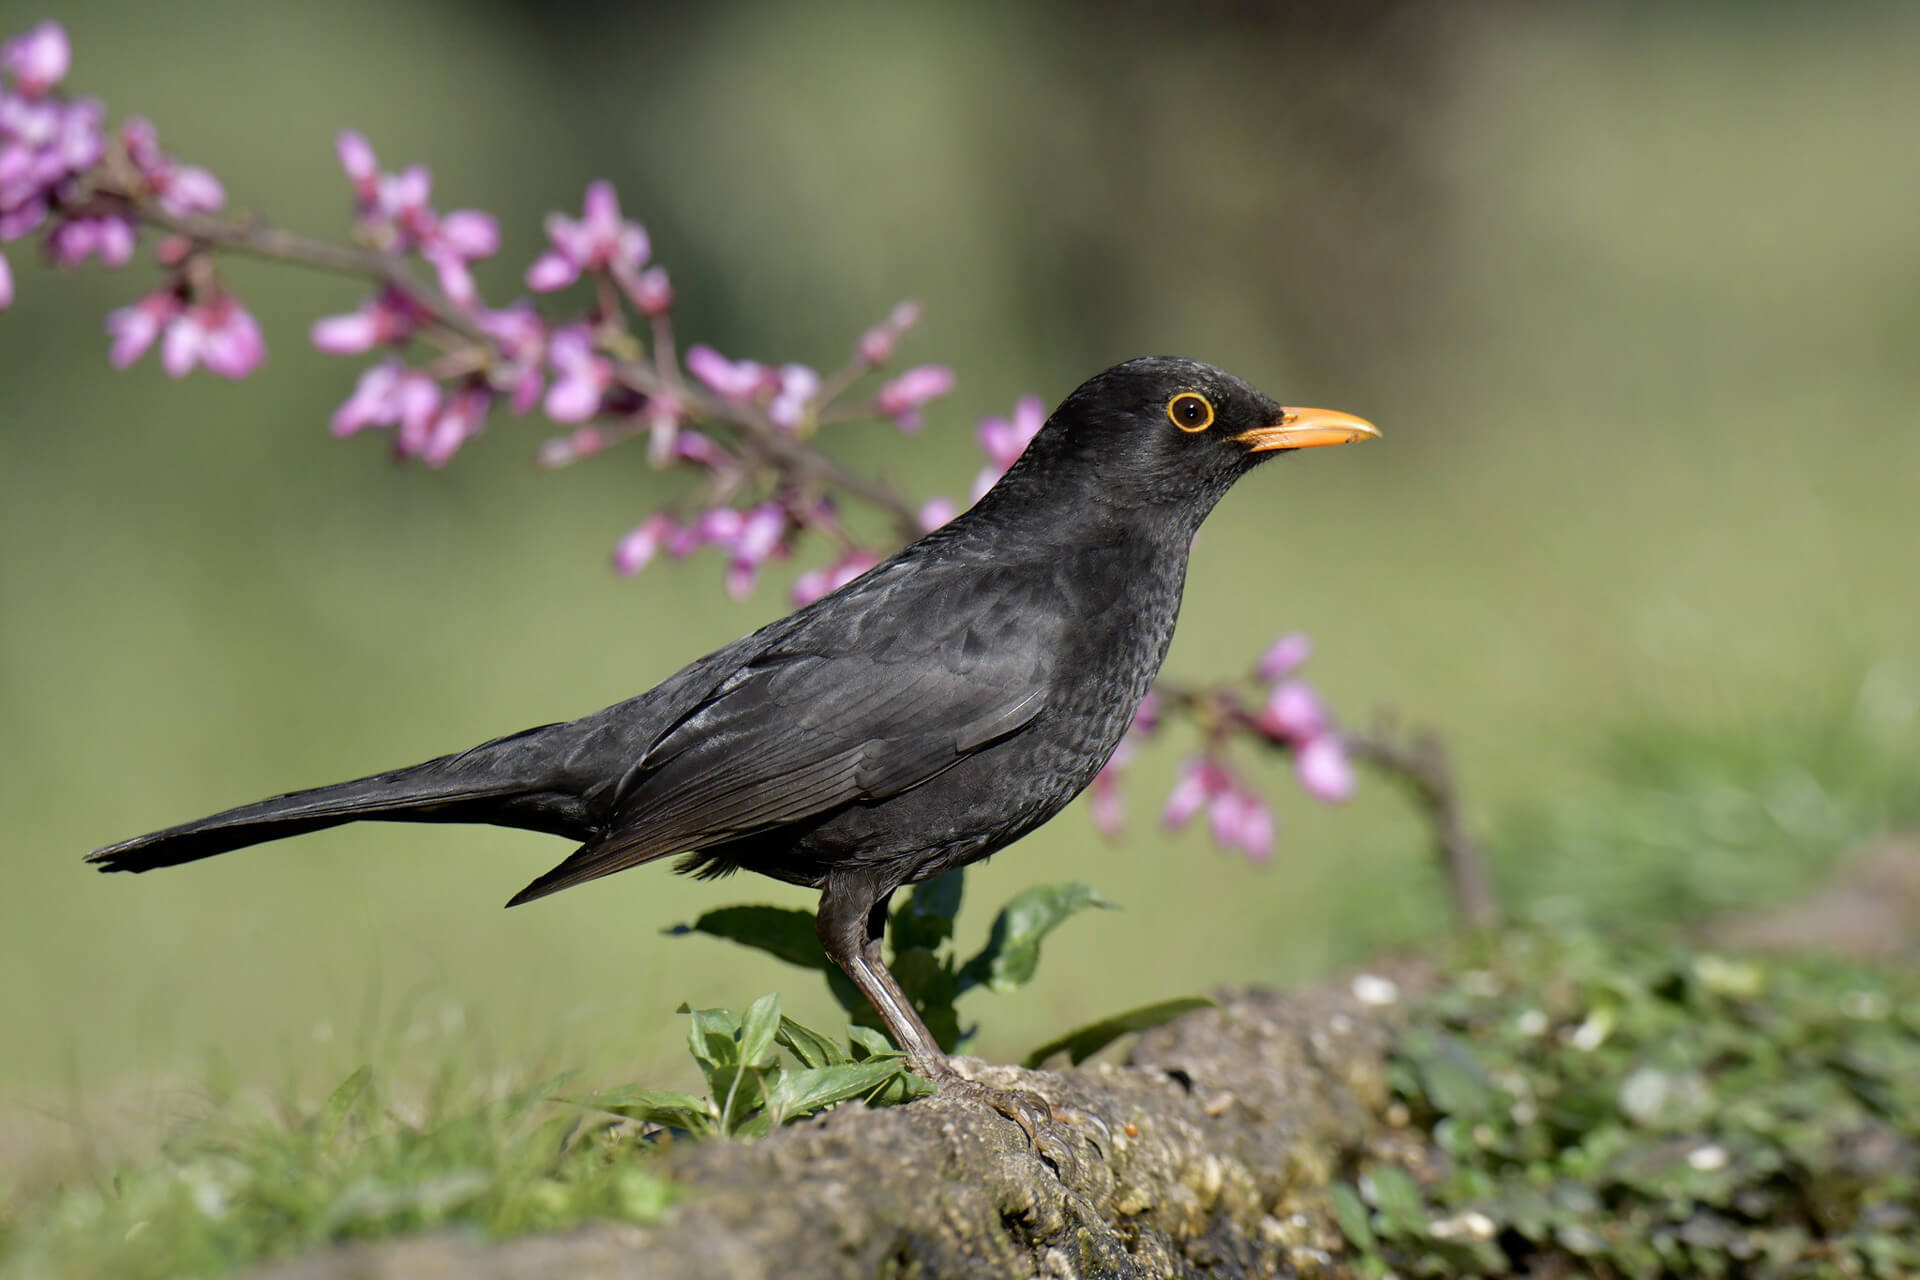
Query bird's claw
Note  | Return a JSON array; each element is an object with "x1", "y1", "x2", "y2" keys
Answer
[{"x1": 931, "y1": 1074, "x2": 1097, "y2": 1182}]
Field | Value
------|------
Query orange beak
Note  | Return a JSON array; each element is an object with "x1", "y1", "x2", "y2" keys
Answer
[{"x1": 1234, "y1": 407, "x2": 1380, "y2": 452}]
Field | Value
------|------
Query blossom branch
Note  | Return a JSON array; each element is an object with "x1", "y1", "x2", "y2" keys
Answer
[{"x1": 0, "y1": 16, "x2": 1488, "y2": 890}]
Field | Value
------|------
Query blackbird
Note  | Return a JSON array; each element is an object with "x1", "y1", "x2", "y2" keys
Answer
[{"x1": 87, "y1": 356, "x2": 1377, "y2": 1084}]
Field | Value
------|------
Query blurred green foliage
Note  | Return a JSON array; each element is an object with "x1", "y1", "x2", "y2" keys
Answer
[
  {"x1": 1, "y1": 0, "x2": 1916, "y2": 1199},
  {"x1": 0, "y1": 1062, "x2": 676, "y2": 1280},
  {"x1": 1339, "y1": 928, "x2": 1920, "y2": 1277}
]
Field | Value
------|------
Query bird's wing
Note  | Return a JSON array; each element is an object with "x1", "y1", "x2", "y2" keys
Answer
[{"x1": 507, "y1": 561, "x2": 1062, "y2": 903}]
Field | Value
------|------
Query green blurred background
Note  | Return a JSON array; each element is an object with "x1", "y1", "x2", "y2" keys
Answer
[{"x1": 3, "y1": 0, "x2": 1917, "y2": 1142}]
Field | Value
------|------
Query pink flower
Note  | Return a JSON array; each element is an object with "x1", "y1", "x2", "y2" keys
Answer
[
  {"x1": 874, "y1": 364, "x2": 954, "y2": 431},
  {"x1": 415, "y1": 382, "x2": 489, "y2": 467},
  {"x1": 104, "y1": 290, "x2": 180, "y2": 367},
  {"x1": 629, "y1": 264, "x2": 672, "y2": 314},
  {"x1": 791, "y1": 550, "x2": 880, "y2": 607},
  {"x1": 1207, "y1": 786, "x2": 1275, "y2": 861},
  {"x1": 335, "y1": 130, "x2": 378, "y2": 201},
  {"x1": 1294, "y1": 736, "x2": 1356, "y2": 804},
  {"x1": 767, "y1": 364, "x2": 819, "y2": 430},
  {"x1": 525, "y1": 179, "x2": 649, "y2": 295},
  {"x1": 121, "y1": 118, "x2": 224, "y2": 217},
  {"x1": 543, "y1": 325, "x2": 613, "y2": 423},
  {"x1": 613, "y1": 513, "x2": 678, "y2": 577},
  {"x1": 685, "y1": 344, "x2": 770, "y2": 402},
  {"x1": 328, "y1": 361, "x2": 442, "y2": 450},
  {"x1": 856, "y1": 298, "x2": 921, "y2": 367},
  {"x1": 331, "y1": 132, "x2": 497, "y2": 304},
  {"x1": 310, "y1": 287, "x2": 419, "y2": 355},
  {"x1": 0, "y1": 248, "x2": 12, "y2": 309},
  {"x1": 725, "y1": 502, "x2": 786, "y2": 600},
  {"x1": 476, "y1": 300, "x2": 547, "y2": 414},
  {"x1": 1087, "y1": 736, "x2": 1137, "y2": 840},
  {"x1": 1132, "y1": 690, "x2": 1162, "y2": 736},
  {"x1": 1162, "y1": 757, "x2": 1230, "y2": 830},
  {"x1": 972, "y1": 394, "x2": 1045, "y2": 500},
  {"x1": 159, "y1": 297, "x2": 263, "y2": 379},
  {"x1": 1257, "y1": 680, "x2": 1327, "y2": 744},
  {"x1": 1, "y1": 21, "x2": 69, "y2": 98},
  {"x1": 918, "y1": 497, "x2": 958, "y2": 531},
  {"x1": 1257, "y1": 632, "x2": 1312, "y2": 682}
]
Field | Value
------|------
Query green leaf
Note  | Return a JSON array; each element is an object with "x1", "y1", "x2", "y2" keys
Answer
[
  {"x1": 1022, "y1": 996, "x2": 1218, "y2": 1067},
  {"x1": 561, "y1": 1087, "x2": 713, "y2": 1134},
  {"x1": 847, "y1": 1026, "x2": 903, "y2": 1060},
  {"x1": 738, "y1": 993, "x2": 782, "y2": 1069},
  {"x1": 315, "y1": 1065, "x2": 373, "y2": 1141},
  {"x1": 1366, "y1": 1166, "x2": 1428, "y2": 1238},
  {"x1": 891, "y1": 869, "x2": 965, "y2": 952},
  {"x1": 708, "y1": 1063, "x2": 769, "y2": 1136},
  {"x1": 959, "y1": 882, "x2": 1117, "y2": 993},
  {"x1": 765, "y1": 1060, "x2": 914, "y2": 1124},
  {"x1": 682, "y1": 1006, "x2": 742, "y2": 1083},
  {"x1": 776, "y1": 1014, "x2": 846, "y2": 1069},
  {"x1": 667, "y1": 905, "x2": 828, "y2": 971},
  {"x1": 1328, "y1": 1181, "x2": 1378, "y2": 1252}
]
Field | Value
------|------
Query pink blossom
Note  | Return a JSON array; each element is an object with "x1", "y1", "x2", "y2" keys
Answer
[
  {"x1": 1162, "y1": 757, "x2": 1230, "y2": 830},
  {"x1": 476, "y1": 300, "x2": 546, "y2": 414},
  {"x1": 120, "y1": 117, "x2": 224, "y2": 217},
  {"x1": 415, "y1": 382, "x2": 489, "y2": 467},
  {"x1": 725, "y1": 502, "x2": 786, "y2": 600},
  {"x1": 1086, "y1": 736, "x2": 1137, "y2": 840},
  {"x1": 767, "y1": 364, "x2": 819, "y2": 430},
  {"x1": 328, "y1": 361, "x2": 442, "y2": 450},
  {"x1": 310, "y1": 288, "x2": 419, "y2": 355},
  {"x1": 972, "y1": 394, "x2": 1046, "y2": 500},
  {"x1": 159, "y1": 297, "x2": 263, "y2": 379},
  {"x1": 45, "y1": 215, "x2": 133, "y2": 267},
  {"x1": 856, "y1": 298, "x2": 921, "y2": 367},
  {"x1": 335, "y1": 130, "x2": 378, "y2": 201},
  {"x1": 613, "y1": 513, "x2": 678, "y2": 577},
  {"x1": 104, "y1": 291, "x2": 180, "y2": 367},
  {"x1": 525, "y1": 180, "x2": 649, "y2": 295},
  {"x1": 1, "y1": 21, "x2": 69, "y2": 98},
  {"x1": 628, "y1": 264, "x2": 672, "y2": 315},
  {"x1": 1208, "y1": 786, "x2": 1275, "y2": 861},
  {"x1": 1132, "y1": 690, "x2": 1162, "y2": 737},
  {"x1": 1257, "y1": 680, "x2": 1327, "y2": 744},
  {"x1": 537, "y1": 425, "x2": 609, "y2": 468},
  {"x1": 331, "y1": 132, "x2": 497, "y2": 301},
  {"x1": 331, "y1": 361, "x2": 403, "y2": 436},
  {"x1": 543, "y1": 326, "x2": 613, "y2": 423},
  {"x1": 1294, "y1": 736, "x2": 1356, "y2": 804},
  {"x1": 0, "y1": 248, "x2": 11, "y2": 309},
  {"x1": 390, "y1": 372, "x2": 445, "y2": 458},
  {"x1": 791, "y1": 550, "x2": 881, "y2": 606},
  {"x1": 918, "y1": 497, "x2": 958, "y2": 531},
  {"x1": 874, "y1": 364, "x2": 954, "y2": 432},
  {"x1": 1257, "y1": 632, "x2": 1312, "y2": 682},
  {"x1": 685, "y1": 345, "x2": 770, "y2": 402}
]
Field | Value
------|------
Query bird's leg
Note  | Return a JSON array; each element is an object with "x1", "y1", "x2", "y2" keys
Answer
[
  {"x1": 815, "y1": 871, "x2": 948, "y2": 1077},
  {"x1": 816, "y1": 869, "x2": 1090, "y2": 1179}
]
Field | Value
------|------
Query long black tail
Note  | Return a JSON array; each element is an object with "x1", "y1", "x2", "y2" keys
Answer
[{"x1": 86, "y1": 722, "x2": 600, "y2": 874}]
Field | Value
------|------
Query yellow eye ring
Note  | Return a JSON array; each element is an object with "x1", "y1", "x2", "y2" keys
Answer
[{"x1": 1167, "y1": 392, "x2": 1214, "y2": 433}]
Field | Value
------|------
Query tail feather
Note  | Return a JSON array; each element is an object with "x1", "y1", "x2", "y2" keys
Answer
[{"x1": 86, "y1": 723, "x2": 599, "y2": 874}]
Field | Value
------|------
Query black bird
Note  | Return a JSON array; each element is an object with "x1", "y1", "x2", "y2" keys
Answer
[{"x1": 87, "y1": 357, "x2": 1377, "y2": 1084}]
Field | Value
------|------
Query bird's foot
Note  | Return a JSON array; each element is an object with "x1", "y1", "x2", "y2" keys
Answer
[{"x1": 919, "y1": 1063, "x2": 1103, "y2": 1182}]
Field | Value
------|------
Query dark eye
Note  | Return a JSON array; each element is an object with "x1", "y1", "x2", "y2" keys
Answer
[{"x1": 1166, "y1": 392, "x2": 1214, "y2": 433}]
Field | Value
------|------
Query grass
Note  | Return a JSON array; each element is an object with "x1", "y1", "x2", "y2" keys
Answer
[{"x1": 0, "y1": 1065, "x2": 675, "y2": 1280}]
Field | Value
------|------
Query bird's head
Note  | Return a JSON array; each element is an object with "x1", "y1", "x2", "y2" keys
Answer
[{"x1": 985, "y1": 357, "x2": 1378, "y2": 530}]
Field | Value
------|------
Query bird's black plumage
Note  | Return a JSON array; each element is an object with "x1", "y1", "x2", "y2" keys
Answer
[{"x1": 87, "y1": 357, "x2": 1377, "y2": 1078}]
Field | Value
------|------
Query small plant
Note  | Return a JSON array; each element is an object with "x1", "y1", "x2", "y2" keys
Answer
[
  {"x1": 561, "y1": 996, "x2": 933, "y2": 1140},
  {"x1": 673, "y1": 868, "x2": 1216, "y2": 1071}
]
